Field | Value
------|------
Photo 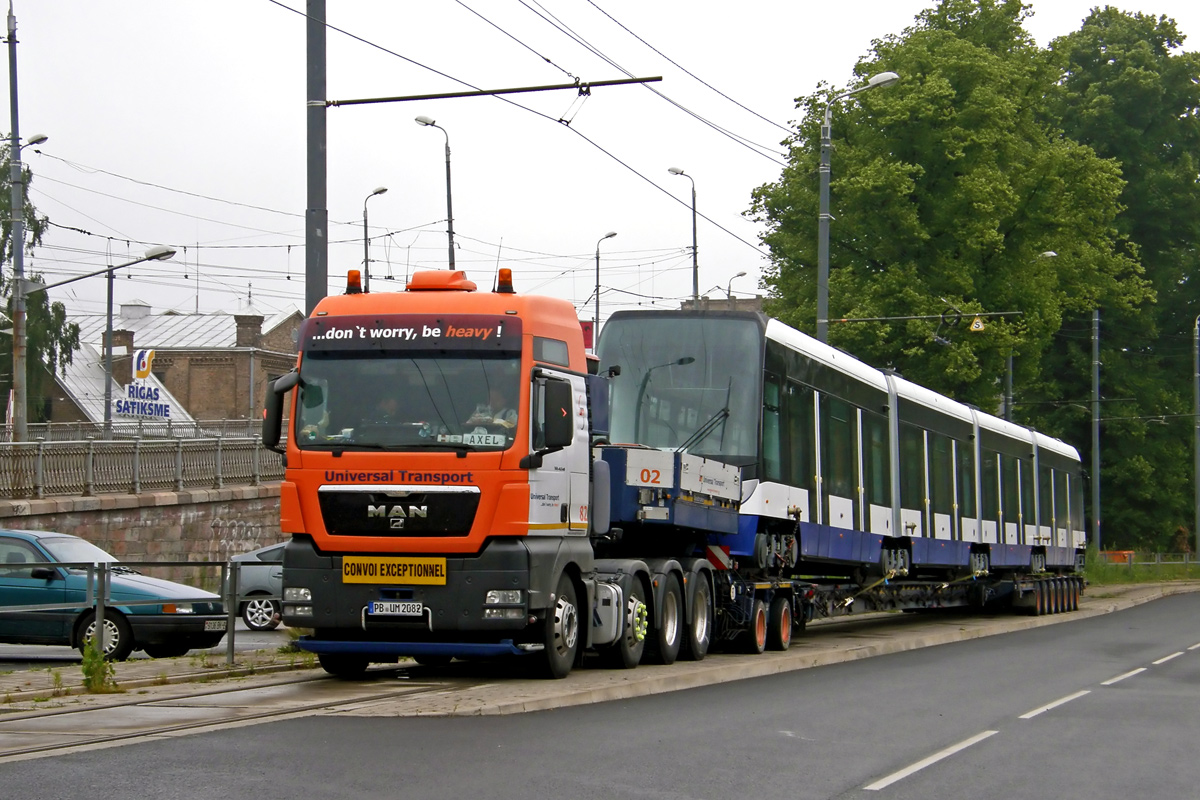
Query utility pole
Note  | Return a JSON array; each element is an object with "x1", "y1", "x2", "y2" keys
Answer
[
  {"x1": 7, "y1": 2, "x2": 28, "y2": 442},
  {"x1": 304, "y1": 0, "x2": 327, "y2": 315},
  {"x1": 1092, "y1": 309, "x2": 1101, "y2": 552}
]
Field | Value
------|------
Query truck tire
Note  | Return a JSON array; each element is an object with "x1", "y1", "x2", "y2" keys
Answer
[
  {"x1": 319, "y1": 653, "x2": 370, "y2": 679},
  {"x1": 541, "y1": 573, "x2": 580, "y2": 679},
  {"x1": 767, "y1": 596, "x2": 792, "y2": 651},
  {"x1": 599, "y1": 579, "x2": 647, "y2": 669},
  {"x1": 739, "y1": 598, "x2": 767, "y2": 655},
  {"x1": 644, "y1": 574, "x2": 682, "y2": 665},
  {"x1": 681, "y1": 574, "x2": 712, "y2": 662}
]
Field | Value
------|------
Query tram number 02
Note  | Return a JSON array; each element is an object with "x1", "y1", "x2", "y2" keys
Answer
[{"x1": 639, "y1": 468, "x2": 661, "y2": 485}]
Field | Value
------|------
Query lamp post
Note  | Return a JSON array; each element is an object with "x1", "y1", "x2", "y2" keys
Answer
[
  {"x1": 22, "y1": 246, "x2": 176, "y2": 434},
  {"x1": 725, "y1": 271, "x2": 747, "y2": 304},
  {"x1": 817, "y1": 71, "x2": 899, "y2": 344},
  {"x1": 667, "y1": 167, "x2": 698, "y2": 305},
  {"x1": 8, "y1": 130, "x2": 47, "y2": 444},
  {"x1": 415, "y1": 116, "x2": 455, "y2": 269},
  {"x1": 594, "y1": 231, "x2": 617, "y2": 351},
  {"x1": 634, "y1": 356, "x2": 695, "y2": 441},
  {"x1": 362, "y1": 186, "x2": 388, "y2": 292}
]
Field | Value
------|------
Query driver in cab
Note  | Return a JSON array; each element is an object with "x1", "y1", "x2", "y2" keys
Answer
[{"x1": 465, "y1": 386, "x2": 517, "y2": 430}]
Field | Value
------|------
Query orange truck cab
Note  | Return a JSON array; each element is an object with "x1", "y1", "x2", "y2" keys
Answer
[{"x1": 263, "y1": 269, "x2": 603, "y2": 678}]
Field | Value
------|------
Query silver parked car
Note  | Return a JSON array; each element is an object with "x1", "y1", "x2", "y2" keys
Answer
[{"x1": 230, "y1": 542, "x2": 284, "y2": 631}]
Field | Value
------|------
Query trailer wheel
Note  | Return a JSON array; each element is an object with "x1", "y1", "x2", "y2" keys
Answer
[
  {"x1": 740, "y1": 598, "x2": 768, "y2": 655},
  {"x1": 644, "y1": 574, "x2": 682, "y2": 665},
  {"x1": 599, "y1": 579, "x2": 647, "y2": 669},
  {"x1": 681, "y1": 574, "x2": 712, "y2": 662},
  {"x1": 767, "y1": 596, "x2": 792, "y2": 651},
  {"x1": 541, "y1": 573, "x2": 580, "y2": 679},
  {"x1": 318, "y1": 653, "x2": 369, "y2": 679}
]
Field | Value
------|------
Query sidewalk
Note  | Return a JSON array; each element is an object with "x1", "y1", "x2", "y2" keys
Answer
[{"x1": 0, "y1": 580, "x2": 1194, "y2": 712}]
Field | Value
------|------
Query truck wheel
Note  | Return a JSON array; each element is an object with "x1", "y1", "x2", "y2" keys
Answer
[
  {"x1": 541, "y1": 574, "x2": 579, "y2": 679},
  {"x1": 599, "y1": 579, "x2": 648, "y2": 669},
  {"x1": 681, "y1": 574, "x2": 712, "y2": 662},
  {"x1": 319, "y1": 653, "x2": 370, "y2": 679},
  {"x1": 740, "y1": 598, "x2": 767, "y2": 655},
  {"x1": 644, "y1": 574, "x2": 682, "y2": 665},
  {"x1": 767, "y1": 596, "x2": 792, "y2": 651}
]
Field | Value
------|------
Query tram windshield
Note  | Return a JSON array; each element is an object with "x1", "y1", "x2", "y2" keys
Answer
[{"x1": 597, "y1": 314, "x2": 762, "y2": 466}]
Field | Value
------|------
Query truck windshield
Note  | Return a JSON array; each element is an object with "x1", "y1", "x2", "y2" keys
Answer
[
  {"x1": 597, "y1": 314, "x2": 762, "y2": 466},
  {"x1": 294, "y1": 352, "x2": 521, "y2": 451}
]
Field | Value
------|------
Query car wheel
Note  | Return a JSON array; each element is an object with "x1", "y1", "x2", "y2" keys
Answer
[
  {"x1": 77, "y1": 610, "x2": 135, "y2": 661},
  {"x1": 241, "y1": 596, "x2": 281, "y2": 631},
  {"x1": 143, "y1": 643, "x2": 190, "y2": 659}
]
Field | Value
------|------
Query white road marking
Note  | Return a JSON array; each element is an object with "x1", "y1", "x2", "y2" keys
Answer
[
  {"x1": 1187, "y1": 643, "x2": 1200, "y2": 651},
  {"x1": 863, "y1": 730, "x2": 998, "y2": 791},
  {"x1": 1101, "y1": 667, "x2": 1146, "y2": 685},
  {"x1": 1152, "y1": 652, "x2": 1184, "y2": 665},
  {"x1": 1019, "y1": 690, "x2": 1090, "y2": 719}
]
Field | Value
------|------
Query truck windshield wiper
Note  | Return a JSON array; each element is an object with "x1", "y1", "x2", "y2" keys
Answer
[{"x1": 676, "y1": 407, "x2": 729, "y2": 454}]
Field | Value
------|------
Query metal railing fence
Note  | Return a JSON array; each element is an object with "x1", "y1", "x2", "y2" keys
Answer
[
  {"x1": 1, "y1": 419, "x2": 277, "y2": 442},
  {"x1": 0, "y1": 437, "x2": 284, "y2": 499}
]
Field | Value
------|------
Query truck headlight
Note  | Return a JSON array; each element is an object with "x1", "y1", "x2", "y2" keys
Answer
[
  {"x1": 485, "y1": 590, "x2": 522, "y2": 605},
  {"x1": 484, "y1": 589, "x2": 524, "y2": 619},
  {"x1": 284, "y1": 587, "x2": 312, "y2": 602}
]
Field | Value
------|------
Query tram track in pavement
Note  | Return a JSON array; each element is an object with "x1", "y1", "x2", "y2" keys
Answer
[{"x1": 0, "y1": 666, "x2": 474, "y2": 763}]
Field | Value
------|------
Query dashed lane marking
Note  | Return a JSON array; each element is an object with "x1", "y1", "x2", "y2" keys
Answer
[
  {"x1": 864, "y1": 730, "x2": 998, "y2": 791},
  {"x1": 1019, "y1": 689, "x2": 1091, "y2": 720},
  {"x1": 1101, "y1": 667, "x2": 1146, "y2": 686}
]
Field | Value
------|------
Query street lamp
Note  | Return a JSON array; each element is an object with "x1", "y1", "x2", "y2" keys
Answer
[
  {"x1": 725, "y1": 271, "x2": 747, "y2": 302},
  {"x1": 594, "y1": 231, "x2": 617, "y2": 351},
  {"x1": 21, "y1": 246, "x2": 176, "y2": 434},
  {"x1": 667, "y1": 167, "x2": 698, "y2": 305},
  {"x1": 634, "y1": 356, "x2": 695, "y2": 441},
  {"x1": 817, "y1": 71, "x2": 900, "y2": 344},
  {"x1": 8, "y1": 130, "x2": 49, "y2": 443},
  {"x1": 362, "y1": 186, "x2": 388, "y2": 292},
  {"x1": 415, "y1": 116, "x2": 455, "y2": 270}
]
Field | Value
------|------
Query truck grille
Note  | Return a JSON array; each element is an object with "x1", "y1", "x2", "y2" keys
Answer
[{"x1": 318, "y1": 490, "x2": 480, "y2": 537}]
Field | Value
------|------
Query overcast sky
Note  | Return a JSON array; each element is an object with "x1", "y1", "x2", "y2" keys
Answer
[{"x1": 12, "y1": 1, "x2": 1200, "y2": 340}]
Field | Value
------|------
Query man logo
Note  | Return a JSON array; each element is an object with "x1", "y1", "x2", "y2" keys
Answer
[{"x1": 367, "y1": 504, "x2": 428, "y2": 529}]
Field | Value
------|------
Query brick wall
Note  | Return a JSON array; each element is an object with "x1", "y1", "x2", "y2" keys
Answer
[{"x1": 0, "y1": 485, "x2": 283, "y2": 588}]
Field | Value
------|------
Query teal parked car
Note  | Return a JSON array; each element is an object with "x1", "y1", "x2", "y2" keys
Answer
[{"x1": 0, "y1": 529, "x2": 227, "y2": 660}]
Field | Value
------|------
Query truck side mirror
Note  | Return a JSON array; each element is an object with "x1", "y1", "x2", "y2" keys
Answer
[{"x1": 262, "y1": 371, "x2": 300, "y2": 453}]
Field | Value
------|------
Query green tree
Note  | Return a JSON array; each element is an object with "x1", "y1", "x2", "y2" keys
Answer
[
  {"x1": 0, "y1": 139, "x2": 81, "y2": 423},
  {"x1": 750, "y1": 0, "x2": 1150, "y2": 413},
  {"x1": 1038, "y1": 9, "x2": 1200, "y2": 550}
]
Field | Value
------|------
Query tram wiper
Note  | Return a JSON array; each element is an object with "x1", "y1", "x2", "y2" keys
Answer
[{"x1": 676, "y1": 407, "x2": 729, "y2": 454}]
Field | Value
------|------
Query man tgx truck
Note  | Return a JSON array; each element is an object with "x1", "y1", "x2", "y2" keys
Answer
[{"x1": 262, "y1": 268, "x2": 1085, "y2": 680}]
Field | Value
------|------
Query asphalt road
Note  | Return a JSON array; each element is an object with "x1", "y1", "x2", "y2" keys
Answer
[{"x1": 4, "y1": 592, "x2": 1198, "y2": 800}]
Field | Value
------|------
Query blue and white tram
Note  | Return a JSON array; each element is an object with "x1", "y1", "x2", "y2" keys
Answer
[{"x1": 596, "y1": 309, "x2": 1086, "y2": 578}]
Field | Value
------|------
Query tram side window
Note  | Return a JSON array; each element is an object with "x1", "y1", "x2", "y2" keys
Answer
[
  {"x1": 785, "y1": 381, "x2": 815, "y2": 492},
  {"x1": 957, "y1": 442, "x2": 976, "y2": 518},
  {"x1": 928, "y1": 432, "x2": 953, "y2": 518},
  {"x1": 981, "y1": 450, "x2": 999, "y2": 523},
  {"x1": 762, "y1": 377, "x2": 782, "y2": 481},
  {"x1": 820, "y1": 395, "x2": 857, "y2": 500},
  {"x1": 1070, "y1": 471, "x2": 1085, "y2": 533},
  {"x1": 899, "y1": 423, "x2": 924, "y2": 510},
  {"x1": 1039, "y1": 465, "x2": 1053, "y2": 528},
  {"x1": 1054, "y1": 469, "x2": 1069, "y2": 531},
  {"x1": 1002, "y1": 455, "x2": 1019, "y2": 527},
  {"x1": 863, "y1": 410, "x2": 889, "y2": 508},
  {"x1": 1020, "y1": 458, "x2": 1034, "y2": 528}
]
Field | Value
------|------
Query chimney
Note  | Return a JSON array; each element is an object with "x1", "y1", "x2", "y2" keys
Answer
[
  {"x1": 235, "y1": 314, "x2": 264, "y2": 347},
  {"x1": 108, "y1": 330, "x2": 135, "y2": 386}
]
